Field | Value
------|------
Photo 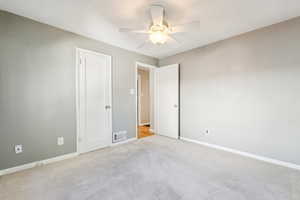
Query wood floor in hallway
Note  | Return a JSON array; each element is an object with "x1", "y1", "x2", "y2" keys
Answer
[{"x1": 138, "y1": 125, "x2": 154, "y2": 139}]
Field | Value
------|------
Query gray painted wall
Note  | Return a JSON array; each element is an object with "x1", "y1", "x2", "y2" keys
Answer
[
  {"x1": 0, "y1": 11, "x2": 157, "y2": 170},
  {"x1": 160, "y1": 17, "x2": 300, "y2": 165}
]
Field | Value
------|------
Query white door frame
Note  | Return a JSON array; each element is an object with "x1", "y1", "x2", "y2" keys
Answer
[
  {"x1": 135, "y1": 62, "x2": 157, "y2": 139},
  {"x1": 76, "y1": 48, "x2": 112, "y2": 154}
]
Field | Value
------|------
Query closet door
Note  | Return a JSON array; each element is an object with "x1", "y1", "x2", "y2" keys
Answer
[
  {"x1": 77, "y1": 49, "x2": 112, "y2": 153},
  {"x1": 155, "y1": 64, "x2": 179, "y2": 139}
]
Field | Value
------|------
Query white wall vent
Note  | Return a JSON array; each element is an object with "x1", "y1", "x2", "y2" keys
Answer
[{"x1": 113, "y1": 131, "x2": 127, "y2": 143}]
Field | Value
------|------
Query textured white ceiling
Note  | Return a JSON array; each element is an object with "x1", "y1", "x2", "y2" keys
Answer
[{"x1": 1, "y1": 0, "x2": 300, "y2": 58}]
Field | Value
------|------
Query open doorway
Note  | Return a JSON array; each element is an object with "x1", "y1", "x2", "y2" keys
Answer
[{"x1": 136, "y1": 62, "x2": 156, "y2": 139}]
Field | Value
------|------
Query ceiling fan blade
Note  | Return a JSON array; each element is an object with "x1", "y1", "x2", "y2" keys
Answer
[
  {"x1": 119, "y1": 28, "x2": 148, "y2": 34},
  {"x1": 150, "y1": 5, "x2": 164, "y2": 25},
  {"x1": 167, "y1": 35, "x2": 181, "y2": 44},
  {"x1": 170, "y1": 20, "x2": 200, "y2": 33},
  {"x1": 137, "y1": 40, "x2": 150, "y2": 49}
]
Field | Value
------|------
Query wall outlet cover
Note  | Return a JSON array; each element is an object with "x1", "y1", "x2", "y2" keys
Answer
[
  {"x1": 205, "y1": 130, "x2": 209, "y2": 134},
  {"x1": 15, "y1": 145, "x2": 23, "y2": 154},
  {"x1": 57, "y1": 137, "x2": 64, "y2": 146}
]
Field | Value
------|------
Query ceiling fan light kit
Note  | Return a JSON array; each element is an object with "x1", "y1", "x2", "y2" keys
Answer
[
  {"x1": 119, "y1": 5, "x2": 200, "y2": 48},
  {"x1": 149, "y1": 23, "x2": 170, "y2": 44}
]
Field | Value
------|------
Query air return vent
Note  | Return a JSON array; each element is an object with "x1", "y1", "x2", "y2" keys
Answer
[{"x1": 113, "y1": 131, "x2": 127, "y2": 143}]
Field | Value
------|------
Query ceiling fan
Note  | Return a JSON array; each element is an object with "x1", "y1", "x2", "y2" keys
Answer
[{"x1": 119, "y1": 5, "x2": 200, "y2": 48}]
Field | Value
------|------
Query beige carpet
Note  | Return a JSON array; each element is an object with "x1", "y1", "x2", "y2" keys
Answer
[{"x1": 0, "y1": 135, "x2": 299, "y2": 200}]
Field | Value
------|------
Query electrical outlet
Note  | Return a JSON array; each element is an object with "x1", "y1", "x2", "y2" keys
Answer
[
  {"x1": 57, "y1": 137, "x2": 64, "y2": 146},
  {"x1": 15, "y1": 145, "x2": 23, "y2": 154}
]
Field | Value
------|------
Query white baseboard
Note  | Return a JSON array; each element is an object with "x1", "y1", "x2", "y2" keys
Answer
[
  {"x1": 0, "y1": 152, "x2": 78, "y2": 176},
  {"x1": 180, "y1": 137, "x2": 300, "y2": 171},
  {"x1": 111, "y1": 137, "x2": 137, "y2": 146},
  {"x1": 0, "y1": 138, "x2": 139, "y2": 176}
]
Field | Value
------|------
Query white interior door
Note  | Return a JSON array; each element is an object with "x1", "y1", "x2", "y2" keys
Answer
[
  {"x1": 77, "y1": 49, "x2": 112, "y2": 154},
  {"x1": 155, "y1": 64, "x2": 179, "y2": 139}
]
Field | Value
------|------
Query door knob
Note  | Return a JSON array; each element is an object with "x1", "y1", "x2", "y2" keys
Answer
[
  {"x1": 174, "y1": 104, "x2": 178, "y2": 108},
  {"x1": 105, "y1": 105, "x2": 111, "y2": 109}
]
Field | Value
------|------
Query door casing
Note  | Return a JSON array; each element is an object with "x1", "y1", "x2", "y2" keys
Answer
[{"x1": 135, "y1": 62, "x2": 157, "y2": 138}]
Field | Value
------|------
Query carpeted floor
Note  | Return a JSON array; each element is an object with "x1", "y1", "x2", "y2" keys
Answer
[{"x1": 0, "y1": 135, "x2": 299, "y2": 200}]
